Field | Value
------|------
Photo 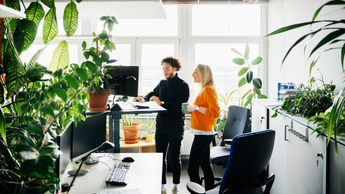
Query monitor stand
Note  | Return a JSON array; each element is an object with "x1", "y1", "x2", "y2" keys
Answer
[{"x1": 84, "y1": 154, "x2": 99, "y2": 165}]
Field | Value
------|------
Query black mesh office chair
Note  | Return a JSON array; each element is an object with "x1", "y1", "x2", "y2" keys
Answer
[
  {"x1": 187, "y1": 129, "x2": 276, "y2": 194},
  {"x1": 208, "y1": 105, "x2": 250, "y2": 185}
]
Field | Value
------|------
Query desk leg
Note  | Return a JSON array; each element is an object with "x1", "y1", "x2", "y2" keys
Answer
[
  {"x1": 111, "y1": 114, "x2": 121, "y2": 153},
  {"x1": 108, "y1": 115, "x2": 114, "y2": 153}
]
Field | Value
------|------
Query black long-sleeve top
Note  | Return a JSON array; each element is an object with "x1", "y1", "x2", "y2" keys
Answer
[{"x1": 143, "y1": 73, "x2": 190, "y2": 129}]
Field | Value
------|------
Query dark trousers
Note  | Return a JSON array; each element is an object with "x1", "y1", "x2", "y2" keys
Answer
[
  {"x1": 155, "y1": 126, "x2": 184, "y2": 184},
  {"x1": 188, "y1": 135, "x2": 215, "y2": 190}
]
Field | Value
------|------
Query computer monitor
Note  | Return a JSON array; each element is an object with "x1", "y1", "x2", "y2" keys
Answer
[
  {"x1": 56, "y1": 121, "x2": 73, "y2": 175},
  {"x1": 71, "y1": 112, "x2": 107, "y2": 164},
  {"x1": 103, "y1": 66, "x2": 139, "y2": 100}
]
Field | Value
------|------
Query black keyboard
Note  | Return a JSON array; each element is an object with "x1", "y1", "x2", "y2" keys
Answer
[{"x1": 105, "y1": 162, "x2": 132, "y2": 186}]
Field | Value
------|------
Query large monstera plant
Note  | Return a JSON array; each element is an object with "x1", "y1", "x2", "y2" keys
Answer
[
  {"x1": 0, "y1": 1, "x2": 87, "y2": 193},
  {"x1": 0, "y1": 0, "x2": 81, "y2": 105}
]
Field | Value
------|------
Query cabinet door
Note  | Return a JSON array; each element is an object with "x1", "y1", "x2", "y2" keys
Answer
[
  {"x1": 269, "y1": 112, "x2": 289, "y2": 194},
  {"x1": 252, "y1": 100, "x2": 269, "y2": 132},
  {"x1": 285, "y1": 121, "x2": 324, "y2": 194}
]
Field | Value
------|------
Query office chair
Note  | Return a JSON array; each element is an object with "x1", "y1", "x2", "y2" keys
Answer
[
  {"x1": 187, "y1": 129, "x2": 276, "y2": 194},
  {"x1": 208, "y1": 105, "x2": 250, "y2": 185}
]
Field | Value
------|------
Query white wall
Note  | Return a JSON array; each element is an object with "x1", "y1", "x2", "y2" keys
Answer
[{"x1": 266, "y1": 0, "x2": 345, "y2": 99}]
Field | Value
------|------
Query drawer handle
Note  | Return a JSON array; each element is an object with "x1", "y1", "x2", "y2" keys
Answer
[{"x1": 284, "y1": 125, "x2": 289, "y2": 141}]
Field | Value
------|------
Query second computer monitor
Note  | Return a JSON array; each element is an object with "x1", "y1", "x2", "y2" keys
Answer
[
  {"x1": 104, "y1": 66, "x2": 139, "y2": 97},
  {"x1": 71, "y1": 112, "x2": 107, "y2": 162}
]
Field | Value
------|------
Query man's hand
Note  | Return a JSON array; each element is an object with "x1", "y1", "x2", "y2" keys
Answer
[
  {"x1": 133, "y1": 97, "x2": 144, "y2": 103},
  {"x1": 150, "y1": 96, "x2": 162, "y2": 106}
]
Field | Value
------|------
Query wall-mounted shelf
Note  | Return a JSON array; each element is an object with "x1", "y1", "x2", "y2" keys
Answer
[{"x1": 0, "y1": 4, "x2": 25, "y2": 18}]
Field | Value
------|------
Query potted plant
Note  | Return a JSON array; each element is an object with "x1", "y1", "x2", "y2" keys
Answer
[
  {"x1": 136, "y1": 114, "x2": 156, "y2": 142},
  {"x1": 80, "y1": 16, "x2": 119, "y2": 112},
  {"x1": 120, "y1": 114, "x2": 141, "y2": 144}
]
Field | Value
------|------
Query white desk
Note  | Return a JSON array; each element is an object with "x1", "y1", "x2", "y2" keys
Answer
[{"x1": 65, "y1": 153, "x2": 162, "y2": 194}]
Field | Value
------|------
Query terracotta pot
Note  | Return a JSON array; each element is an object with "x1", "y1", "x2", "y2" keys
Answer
[
  {"x1": 85, "y1": 89, "x2": 111, "y2": 112},
  {"x1": 146, "y1": 134, "x2": 154, "y2": 142},
  {"x1": 122, "y1": 123, "x2": 141, "y2": 144}
]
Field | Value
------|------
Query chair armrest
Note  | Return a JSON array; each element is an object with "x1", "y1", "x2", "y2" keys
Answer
[
  {"x1": 186, "y1": 182, "x2": 205, "y2": 194},
  {"x1": 224, "y1": 139, "x2": 233, "y2": 145}
]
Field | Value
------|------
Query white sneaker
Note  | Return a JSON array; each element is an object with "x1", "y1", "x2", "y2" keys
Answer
[
  {"x1": 172, "y1": 187, "x2": 179, "y2": 194},
  {"x1": 162, "y1": 188, "x2": 167, "y2": 194}
]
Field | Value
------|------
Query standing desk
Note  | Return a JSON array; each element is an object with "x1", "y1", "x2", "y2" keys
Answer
[
  {"x1": 87, "y1": 102, "x2": 167, "y2": 153},
  {"x1": 66, "y1": 153, "x2": 162, "y2": 194}
]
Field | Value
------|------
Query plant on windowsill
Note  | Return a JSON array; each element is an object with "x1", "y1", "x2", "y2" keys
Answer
[
  {"x1": 120, "y1": 114, "x2": 141, "y2": 144},
  {"x1": 136, "y1": 114, "x2": 156, "y2": 142},
  {"x1": 80, "y1": 16, "x2": 119, "y2": 112}
]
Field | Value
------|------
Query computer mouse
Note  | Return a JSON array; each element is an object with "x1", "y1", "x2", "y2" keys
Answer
[
  {"x1": 68, "y1": 169, "x2": 89, "y2": 176},
  {"x1": 122, "y1": 157, "x2": 135, "y2": 163}
]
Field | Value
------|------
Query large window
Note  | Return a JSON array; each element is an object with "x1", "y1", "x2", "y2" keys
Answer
[
  {"x1": 192, "y1": 5, "x2": 261, "y2": 36},
  {"x1": 26, "y1": 4, "x2": 265, "y2": 107}
]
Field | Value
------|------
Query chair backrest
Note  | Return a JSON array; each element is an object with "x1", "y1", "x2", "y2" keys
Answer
[
  {"x1": 222, "y1": 105, "x2": 250, "y2": 144},
  {"x1": 219, "y1": 129, "x2": 276, "y2": 194}
]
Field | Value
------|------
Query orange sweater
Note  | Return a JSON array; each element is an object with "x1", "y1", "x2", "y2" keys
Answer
[{"x1": 190, "y1": 85, "x2": 220, "y2": 132}]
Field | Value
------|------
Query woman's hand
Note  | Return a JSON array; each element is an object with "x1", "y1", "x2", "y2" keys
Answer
[{"x1": 188, "y1": 105, "x2": 197, "y2": 112}]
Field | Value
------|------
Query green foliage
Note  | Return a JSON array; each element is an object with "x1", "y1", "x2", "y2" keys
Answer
[
  {"x1": 231, "y1": 42, "x2": 267, "y2": 108},
  {"x1": 266, "y1": 0, "x2": 345, "y2": 73},
  {"x1": 120, "y1": 114, "x2": 135, "y2": 126},
  {"x1": 272, "y1": 75, "x2": 335, "y2": 119},
  {"x1": 309, "y1": 88, "x2": 345, "y2": 155},
  {"x1": 136, "y1": 114, "x2": 156, "y2": 135},
  {"x1": 81, "y1": 16, "x2": 118, "y2": 95}
]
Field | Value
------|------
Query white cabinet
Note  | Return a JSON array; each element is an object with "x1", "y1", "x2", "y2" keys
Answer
[
  {"x1": 253, "y1": 99, "x2": 326, "y2": 194},
  {"x1": 285, "y1": 119, "x2": 324, "y2": 194},
  {"x1": 252, "y1": 99, "x2": 270, "y2": 132},
  {"x1": 268, "y1": 111, "x2": 289, "y2": 194}
]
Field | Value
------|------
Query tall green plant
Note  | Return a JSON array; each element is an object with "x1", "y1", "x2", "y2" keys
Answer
[
  {"x1": 1, "y1": 0, "x2": 81, "y2": 104},
  {"x1": 266, "y1": 0, "x2": 345, "y2": 74},
  {"x1": 231, "y1": 42, "x2": 268, "y2": 107}
]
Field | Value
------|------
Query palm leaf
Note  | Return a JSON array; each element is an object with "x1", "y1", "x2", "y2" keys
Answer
[
  {"x1": 309, "y1": 28, "x2": 345, "y2": 58},
  {"x1": 13, "y1": 19, "x2": 37, "y2": 53},
  {"x1": 63, "y1": 2, "x2": 79, "y2": 37},
  {"x1": 25, "y1": 2, "x2": 45, "y2": 27},
  {"x1": 43, "y1": 7, "x2": 58, "y2": 44},
  {"x1": 0, "y1": 107, "x2": 6, "y2": 145},
  {"x1": 341, "y1": 42, "x2": 345, "y2": 70},
  {"x1": 312, "y1": 0, "x2": 345, "y2": 22},
  {"x1": 327, "y1": 88, "x2": 345, "y2": 155},
  {"x1": 48, "y1": 41, "x2": 69, "y2": 72},
  {"x1": 281, "y1": 30, "x2": 320, "y2": 65},
  {"x1": 266, "y1": 21, "x2": 323, "y2": 36}
]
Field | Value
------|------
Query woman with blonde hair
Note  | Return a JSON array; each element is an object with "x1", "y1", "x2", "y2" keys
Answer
[{"x1": 184, "y1": 64, "x2": 220, "y2": 190}]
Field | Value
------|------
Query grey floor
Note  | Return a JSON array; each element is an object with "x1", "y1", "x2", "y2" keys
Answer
[{"x1": 165, "y1": 159, "x2": 225, "y2": 194}]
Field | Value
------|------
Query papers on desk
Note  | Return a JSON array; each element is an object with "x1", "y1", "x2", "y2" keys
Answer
[
  {"x1": 117, "y1": 101, "x2": 161, "y2": 110},
  {"x1": 100, "y1": 189, "x2": 141, "y2": 194}
]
